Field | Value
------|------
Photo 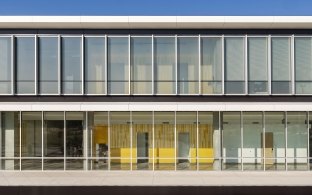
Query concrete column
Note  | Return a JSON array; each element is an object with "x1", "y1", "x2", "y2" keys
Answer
[
  {"x1": 213, "y1": 112, "x2": 221, "y2": 170},
  {"x1": 4, "y1": 112, "x2": 15, "y2": 170},
  {"x1": 83, "y1": 112, "x2": 88, "y2": 170}
]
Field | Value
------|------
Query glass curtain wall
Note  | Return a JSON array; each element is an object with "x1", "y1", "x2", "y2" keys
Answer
[
  {"x1": 224, "y1": 37, "x2": 245, "y2": 94},
  {"x1": 154, "y1": 37, "x2": 176, "y2": 94},
  {"x1": 85, "y1": 37, "x2": 106, "y2": 94},
  {"x1": 0, "y1": 37, "x2": 11, "y2": 94},
  {"x1": 201, "y1": 37, "x2": 222, "y2": 94}
]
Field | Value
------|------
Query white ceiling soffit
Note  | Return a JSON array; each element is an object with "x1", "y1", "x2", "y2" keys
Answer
[{"x1": 0, "y1": 16, "x2": 312, "y2": 29}]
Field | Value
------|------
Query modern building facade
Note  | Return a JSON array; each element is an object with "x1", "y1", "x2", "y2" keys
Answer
[{"x1": 1, "y1": 16, "x2": 312, "y2": 172}]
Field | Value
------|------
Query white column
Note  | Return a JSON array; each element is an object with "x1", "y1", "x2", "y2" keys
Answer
[
  {"x1": 83, "y1": 112, "x2": 88, "y2": 170},
  {"x1": 4, "y1": 112, "x2": 15, "y2": 170},
  {"x1": 213, "y1": 111, "x2": 221, "y2": 170}
]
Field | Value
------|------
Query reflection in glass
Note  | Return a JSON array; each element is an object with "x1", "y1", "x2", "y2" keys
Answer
[
  {"x1": 242, "y1": 112, "x2": 263, "y2": 170},
  {"x1": 224, "y1": 37, "x2": 245, "y2": 94},
  {"x1": 0, "y1": 112, "x2": 20, "y2": 170},
  {"x1": 248, "y1": 38, "x2": 268, "y2": 94},
  {"x1": 110, "y1": 112, "x2": 131, "y2": 170},
  {"x1": 295, "y1": 38, "x2": 312, "y2": 94},
  {"x1": 271, "y1": 37, "x2": 291, "y2": 94},
  {"x1": 16, "y1": 37, "x2": 35, "y2": 94},
  {"x1": 154, "y1": 37, "x2": 176, "y2": 94},
  {"x1": 201, "y1": 37, "x2": 222, "y2": 94},
  {"x1": 131, "y1": 37, "x2": 152, "y2": 94},
  {"x1": 88, "y1": 112, "x2": 108, "y2": 170},
  {"x1": 0, "y1": 37, "x2": 11, "y2": 94},
  {"x1": 85, "y1": 37, "x2": 106, "y2": 94},
  {"x1": 222, "y1": 112, "x2": 241, "y2": 170},
  {"x1": 198, "y1": 112, "x2": 220, "y2": 170},
  {"x1": 107, "y1": 37, "x2": 129, "y2": 94},
  {"x1": 178, "y1": 37, "x2": 199, "y2": 94},
  {"x1": 287, "y1": 112, "x2": 308, "y2": 170},
  {"x1": 176, "y1": 112, "x2": 197, "y2": 170},
  {"x1": 132, "y1": 112, "x2": 153, "y2": 170},
  {"x1": 154, "y1": 112, "x2": 175, "y2": 170},
  {"x1": 264, "y1": 112, "x2": 286, "y2": 170},
  {"x1": 61, "y1": 37, "x2": 82, "y2": 94},
  {"x1": 39, "y1": 37, "x2": 58, "y2": 94}
]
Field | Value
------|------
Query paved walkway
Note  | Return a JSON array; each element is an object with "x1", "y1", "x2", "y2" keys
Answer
[{"x1": 0, "y1": 171, "x2": 312, "y2": 186}]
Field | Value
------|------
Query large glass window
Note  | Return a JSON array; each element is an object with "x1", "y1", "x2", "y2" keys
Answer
[
  {"x1": 176, "y1": 112, "x2": 197, "y2": 170},
  {"x1": 16, "y1": 37, "x2": 35, "y2": 94},
  {"x1": 107, "y1": 37, "x2": 129, "y2": 95},
  {"x1": 0, "y1": 112, "x2": 20, "y2": 170},
  {"x1": 110, "y1": 112, "x2": 131, "y2": 170},
  {"x1": 154, "y1": 112, "x2": 175, "y2": 170},
  {"x1": 61, "y1": 37, "x2": 82, "y2": 94},
  {"x1": 39, "y1": 37, "x2": 59, "y2": 94},
  {"x1": 87, "y1": 112, "x2": 108, "y2": 170},
  {"x1": 287, "y1": 112, "x2": 308, "y2": 170},
  {"x1": 85, "y1": 37, "x2": 106, "y2": 94},
  {"x1": 132, "y1": 112, "x2": 153, "y2": 170},
  {"x1": 0, "y1": 37, "x2": 11, "y2": 94},
  {"x1": 248, "y1": 37, "x2": 268, "y2": 94},
  {"x1": 177, "y1": 37, "x2": 199, "y2": 94},
  {"x1": 264, "y1": 112, "x2": 286, "y2": 170},
  {"x1": 242, "y1": 112, "x2": 263, "y2": 170},
  {"x1": 131, "y1": 37, "x2": 152, "y2": 94},
  {"x1": 271, "y1": 37, "x2": 291, "y2": 94},
  {"x1": 295, "y1": 37, "x2": 312, "y2": 94},
  {"x1": 43, "y1": 112, "x2": 64, "y2": 170},
  {"x1": 198, "y1": 112, "x2": 220, "y2": 170},
  {"x1": 201, "y1": 37, "x2": 222, "y2": 94},
  {"x1": 224, "y1": 37, "x2": 245, "y2": 94},
  {"x1": 154, "y1": 37, "x2": 176, "y2": 95},
  {"x1": 222, "y1": 112, "x2": 241, "y2": 170}
]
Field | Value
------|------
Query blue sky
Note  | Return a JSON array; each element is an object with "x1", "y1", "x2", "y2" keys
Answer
[{"x1": 0, "y1": 0, "x2": 311, "y2": 16}]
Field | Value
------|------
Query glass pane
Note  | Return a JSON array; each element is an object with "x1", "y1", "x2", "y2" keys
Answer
[
  {"x1": 85, "y1": 37, "x2": 106, "y2": 94},
  {"x1": 271, "y1": 37, "x2": 291, "y2": 94},
  {"x1": 16, "y1": 37, "x2": 35, "y2": 94},
  {"x1": 43, "y1": 159, "x2": 64, "y2": 170},
  {"x1": 242, "y1": 112, "x2": 263, "y2": 171},
  {"x1": 131, "y1": 37, "x2": 152, "y2": 94},
  {"x1": 287, "y1": 112, "x2": 308, "y2": 171},
  {"x1": 132, "y1": 112, "x2": 153, "y2": 170},
  {"x1": 264, "y1": 112, "x2": 286, "y2": 170},
  {"x1": 198, "y1": 112, "x2": 220, "y2": 170},
  {"x1": 21, "y1": 112, "x2": 42, "y2": 157},
  {"x1": 178, "y1": 37, "x2": 199, "y2": 94},
  {"x1": 66, "y1": 159, "x2": 83, "y2": 170},
  {"x1": 110, "y1": 112, "x2": 130, "y2": 170},
  {"x1": 0, "y1": 112, "x2": 20, "y2": 170},
  {"x1": 295, "y1": 37, "x2": 312, "y2": 94},
  {"x1": 61, "y1": 37, "x2": 82, "y2": 94},
  {"x1": 21, "y1": 159, "x2": 42, "y2": 170},
  {"x1": 248, "y1": 37, "x2": 268, "y2": 94},
  {"x1": 107, "y1": 37, "x2": 129, "y2": 95},
  {"x1": 154, "y1": 112, "x2": 175, "y2": 170},
  {"x1": 154, "y1": 37, "x2": 176, "y2": 94},
  {"x1": 225, "y1": 37, "x2": 245, "y2": 94},
  {"x1": 66, "y1": 112, "x2": 84, "y2": 158},
  {"x1": 201, "y1": 37, "x2": 222, "y2": 94},
  {"x1": 88, "y1": 112, "x2": 108, "y2": 170},
  {"x1": 222, "y1": 112, "x2": 241, "y2": 170},
  {"x1": 0, "y1": 37, "x2": 11, "y2": 94},
  {"x1": 39, "y1": 37, "x2": 58, "y2": 94},
  {"x1": 176, "y1": 112, "x2": 197, "y2": 170},
  {"x1": 43, "y1": 112, "x2": 64, "y2": 157}
]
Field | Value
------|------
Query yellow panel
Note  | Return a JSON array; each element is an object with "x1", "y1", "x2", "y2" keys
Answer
[
  {"x1": 94, "y1": 125, "x2": 108, "y2": 144},
  {"x1": 198, "y1": 148, "x2": 214, "y2": 158}
]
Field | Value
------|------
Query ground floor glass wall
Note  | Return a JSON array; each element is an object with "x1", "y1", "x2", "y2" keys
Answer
[{"x1": 0, "y1": 111, "x2": 311, "y2": 171}]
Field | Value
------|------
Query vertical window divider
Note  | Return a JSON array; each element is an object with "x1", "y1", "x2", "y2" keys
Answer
[
  {"x1": 41, "y1": 111, "x2": 44, "y2": 171},
  {"x1": 175, "y1": 35, "x2": 178, "y2": 95},
  {"x1": 152, "y1": 35, "x2": 154, "y2": 95},
  {"x1": 241, "y1": 111, "x2": 243, "y2": 171},
  {"x1": 58, "y1": 35, "x2": 61, "y2": 95},
  {"x1": 262, "y1": 111, "x2": 265, "y2": 171},
  {"x1": 268, "y1": 35, "x2": 272, "y2": 95},
  {"x1": 108, "y1": 111, "x2": 111, "y2": 171},
  {"x1": 63, "y1": 111, "x2": 66, "y2": 171},
  {"x1": 196, "y1": 111, "x2": 199, "y2": 171},
  {"x1": 35, "y1": 35, "x2": 38, "y2": 95},
  {"x1": 81, "y1": 35, "x2": 85, "y2": 95},
  {"x1": 174, "y1": 111, "x2": 177, "y2": 171},
  {"x1": 85, "y1": 111, "x2": 88, "y2": 171},
  {"x1": 152, "y1": 111, "x2": 155, "y2": 171},
  {"x1": 221, "y1": 35, "x2": 225, "y2": 95},
  {"x1": 198, "y1": 35, "x2": 201, "y2": 95},
  {"x1": 105, "y1": 35, "x2": 108, "y2": 95},
  {"x1": 308, "y1": 111, "x2": 310, "y2": 171},
  {"x1": 19, "y1": 111, "x2": 21, "y2": 171},
  {"x1": 11, "y1": 35, "x2": 14, "y2": 95},
  {"x1": 285, "y1": 111, "x2": 288, "y2": 171},
  {"x1": 245, "y1": 35, "x2": 248, "y2": 95},
  {"x1": 220, "y1": 112, "x2": 223, "y2": 170},
  {"x1": 128, "y1": 35, "x2": 131, "y2": 95},
  {"x1": 291, "y1": 35, "x2": 295, "y2": 95},
  {"x1": 130, "y1": 111, "x2": 133, "y2": 171}
]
